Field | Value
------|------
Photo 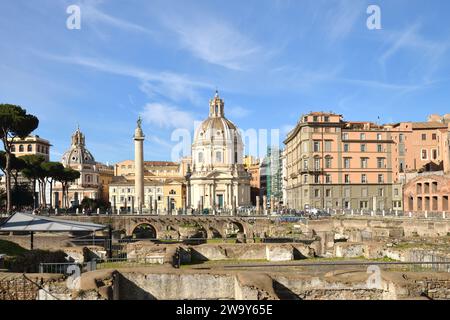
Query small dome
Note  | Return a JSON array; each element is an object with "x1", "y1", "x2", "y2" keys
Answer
[
  {"x1": 193, "y1": 92, "x2": 242, "y2": 146},
  {"x1": 61, "y1": 127, "x2": 96, "y2": 166}
]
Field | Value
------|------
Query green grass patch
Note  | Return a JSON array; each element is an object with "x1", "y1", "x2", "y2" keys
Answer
[{"x1": 0, "y1": 239, "x2": 28, "y2": 256}]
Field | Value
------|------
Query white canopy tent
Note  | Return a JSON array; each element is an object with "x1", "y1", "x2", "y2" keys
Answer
[{"x1": 0, "y1": 212, "x2": 106, "y2": 250}]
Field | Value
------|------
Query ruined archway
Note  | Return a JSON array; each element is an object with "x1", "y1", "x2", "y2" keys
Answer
[
  {"x1": 131, "y1": 223, "x2": 157, "y2": 239},
  {"x1": 224, "y1": 221, "x2": 245, "y2": 238}
]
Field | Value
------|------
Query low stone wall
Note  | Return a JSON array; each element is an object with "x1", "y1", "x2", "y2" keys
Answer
[
  {"x1": 189, "y1": 243, "x2": 317, "y2": 262},
  {"x1": 118, "y1": 272, "x2": 236, "y2": 300},
  {"x1": 63, "y1": 246, "x2": 107, "y2": 263}
]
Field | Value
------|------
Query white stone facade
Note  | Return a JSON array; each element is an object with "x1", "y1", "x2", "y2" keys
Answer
[{"x1": 187, "y1": 92, "x2": 251, "y2": 212}]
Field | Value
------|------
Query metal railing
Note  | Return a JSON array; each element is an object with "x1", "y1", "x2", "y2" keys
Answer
[{"x1": 38, "y1": 261, "x2": 95, "y2": 275}]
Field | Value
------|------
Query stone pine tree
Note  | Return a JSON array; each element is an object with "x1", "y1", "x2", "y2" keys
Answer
[
  {"x1": 20, "y1": 155, "x2": 46, "y2": 210},
  {"x1": 41, "y1": 161, "x2": 65, "y2": 209},
  {"x1": 55, "y1": 168, "x2": 80, "y2": 209},
  {"x1": 0, "y1": 104, "x2": 39, "y2": 214}
]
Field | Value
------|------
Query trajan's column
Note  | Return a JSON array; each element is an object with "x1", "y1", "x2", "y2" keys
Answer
[{"x1": 134, "y1": 117, "x2": 145, "y2": 214}]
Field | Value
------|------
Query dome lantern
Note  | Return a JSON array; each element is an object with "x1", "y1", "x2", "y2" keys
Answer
[{"x1": 209, "y1": 90, "x2": 225, "y2": 118}]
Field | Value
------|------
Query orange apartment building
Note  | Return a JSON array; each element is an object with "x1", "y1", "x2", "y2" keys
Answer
[{"x1": 284, "y1": 112, "x2": 450, "y2": 212}]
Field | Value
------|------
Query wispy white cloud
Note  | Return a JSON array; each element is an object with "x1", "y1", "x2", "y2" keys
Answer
[
  {"x1": 158, "y1": 12, "x2": 261, "y2": 71},
  {"x1": 34, "y1": 52, "x2": 212, "y2": 103},
  {"x1": 140, "y1": 102, "x2": 196, "y2": 130},
  {"x1": 322, "y1": 0, "x2": 364, "y2": 42},
  {"x1": 379, "y1": 22, "x2": 449, "y2": 82},
  {"x1": 80, "y1": 1, "x2": 155, "y2": 36}
]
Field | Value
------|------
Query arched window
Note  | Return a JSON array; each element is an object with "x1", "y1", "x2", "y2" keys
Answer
[
  {"x1": 198, "y1": 152, "x2": 204, "y2": 163},
  {"x1": 86, "y1": 175, "x2": 91, "y2": 183},
  {"x1": 216, "y1": 151, "x2": 222, "y2": 163},
  {"x1": 27, "y1": 145, "x2": 32, "y2": 152},
  {"x1": 19, "y1": 145, "x2": 24, "y2": 152}
]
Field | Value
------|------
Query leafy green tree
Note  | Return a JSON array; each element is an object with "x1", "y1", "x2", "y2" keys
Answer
[
  {"x1": 11, "y1": 183, "x2": 34, "y2": 208},
  {"x1": 20, "y1": 155, "x2": 46, "y2": 209},
  {"x1": 0, "y1": 151, "x2": 27, "y2": 187},
  {"x1": 41, "y1": 162, "x2": 64, "y2": 208},
  {"x1": 80, "y1": 197, "x2": 111, "y2": 212},
  {"x1": 55, "y1": 168, "x2": 80, "y2": 209},
  {"x1": 0, "y1": 104, "x2": 39, "y2": 214}
]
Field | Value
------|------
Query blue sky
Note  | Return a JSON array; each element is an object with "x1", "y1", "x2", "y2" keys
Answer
[{"x1": 1, "y1": 0, "x2": 450, "y2": 164}]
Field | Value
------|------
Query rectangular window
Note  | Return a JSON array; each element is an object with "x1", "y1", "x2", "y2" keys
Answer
[
  {"x1": 325, "y1": 174, "x2": 332, "y2": 184},
  {"x1": 314, "y1": 189, "x2": 320, "y2": 197},
  {"x1": 394, "y1": 188, "x2": 399, "y2": 196},
  {"x1": 344, "y1": 174, "x2": 350, "y2": 184},
  {"x1": 421, "y1": 149, "x2": 428, "y2": 160},
  {"x1": 377, "y1": 133, "x2": 382, "y2": 140},
  {"x1": 360, "y1": 133, "x2": 366, "y2": 140},
  {"x1": 314, "y1": 175, "x2": 320, "y2": 183},
  {"x1": 377, "y1": 144, "x2": 382, "y2": 152},
  {"x1": 343, "y1": 133, "x2": 349, "y2": 140},
  {"x1": 377, "y1": 158, "x2": 385, "y2": 169},
  {"x1": 432, "y1": 133, "x2": 437, "y2": 140},
  {"x1": 361, "y1": 174, "x2": 367, "y2": 184},
  {"x1": 399, "y1": 134, "x2": 404, "y2": 142},
  {"x1": 361, "y1": 144, "x2": 366, "y2": 152},
  {"x1": 344, "y1": 144, "x2": 349, "y2": 152},
  {"x1": 324, "y1": 116, "x2": 330, "y2": 122},
  {"x1": 378, "y1": 188, "x2": 384, "y2": 197},
  {"x1": 378, "y1": 174, "x2": 384, "y2": 183},
  {"x1": 314, "y1": 158, "x2": 320, "y2": 170},
  {"x1": 303, "y1": 159, "x2": 308, "y2": 170},
  {"x1": 324, "y1": 141, "x2": 332, "y2": 152},
  {"x1": 361, "y1": 158, "x2": 368, "y2": 168},
  {"x1": 313, "y1": 141, "x2": 320, "y2": 152},
  {"x1": 313, "y1": 116, "x2": 318, "y2": 122},
  {"x1": 325, "y1": 189, "x2": 331, "y2": 197},
  {"x1": 432, "y1": 149, "x2": 438, "y2": 160},
  {"x1": 303, "y1": 175, "x2": 308, "y2": 183},
  {"x1": 344, "y1": 158, "x2": 351, "y2": 169},
  {"x1": 360, "y1": 201, "x2": 368, "y2": 209},
  {"x1": 422, "y1": 134, "x2": 426, "y2": 141}
]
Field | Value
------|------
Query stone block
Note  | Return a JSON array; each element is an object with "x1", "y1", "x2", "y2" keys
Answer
[{"x1": 265, "y1": 245, "x2": 294, "y2": 262}]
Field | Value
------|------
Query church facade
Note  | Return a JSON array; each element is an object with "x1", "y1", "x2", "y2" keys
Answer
[{"x1": 187, "y1": 92, "x2": 251, "y2": 213}]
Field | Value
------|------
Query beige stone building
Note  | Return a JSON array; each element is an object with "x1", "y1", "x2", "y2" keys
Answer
[
  {"x1": 108, "y1": 176, "x2": 185, "y2": 214},
  {"x1": 9, "y1": 135, "x2": 51, "y2": 161},
  {"x1": 110, "y1": 120, "x2": 188, "y2": 214},
  {"x1": 285, "y1": 112, "x2": 398, "y2": 211},
  {"x1": 284, "y1": 112, "x2": 450, "y2": 212}
]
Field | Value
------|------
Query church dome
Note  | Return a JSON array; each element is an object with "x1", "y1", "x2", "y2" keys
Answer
[
  {"x1": 192, "y1": 91, "x2": 244, "y2": 168},
  {"x1": 193, "y1": 91, "x2": 242, "y2": 145},
  {"x1": 61, "y1": 127, "x2": 96, "y2": 167}
]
